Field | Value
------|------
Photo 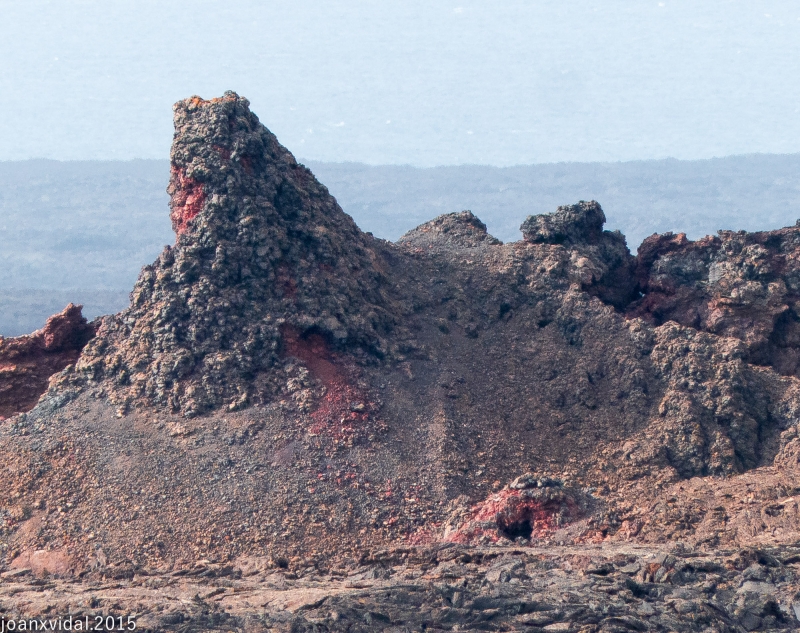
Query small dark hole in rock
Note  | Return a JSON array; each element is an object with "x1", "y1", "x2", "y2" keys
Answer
[
  {"x1": 499, "y1": 519, "x2": 533, "y2": 540},
  {"x1": 274, "y1": 557, "x2": 289, "y2": 569},
  {"x1": 625, "y1": 577, "x2": 649, "y2": 597}
]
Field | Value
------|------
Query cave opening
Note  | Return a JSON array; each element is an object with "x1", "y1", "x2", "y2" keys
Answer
[{"x1": 498, "y1": 518, "x2": 533, "y2": 540}]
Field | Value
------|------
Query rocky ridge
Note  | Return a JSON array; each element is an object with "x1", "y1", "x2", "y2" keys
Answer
[{"x1": 0, "y1": 304, "x2": 94, "y2": 419}]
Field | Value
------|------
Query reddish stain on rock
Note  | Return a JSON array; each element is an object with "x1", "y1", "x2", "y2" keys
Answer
[
  {"x1": 636, "y1": 231, "x2": 691, "y2": 273},
  {"x1": 168, "y1": 166, "x2": 207, "y2": 235},
  {"x1": 239, "y1": 155, "x2": 254, "y2": 174},
  {"x1": 280, "y1": 325, "x2": 372, "y2": 441},
  {"x1": 309, "y1": 380, "x2": 371, "y2": 442},
  {"x1": 0, "y1": 304, "x2": 96, "y2": 419},
  {"x1": 276, "y1": 264, "x2": 298, "y2": 299},
  {"x1": 444, "y1": 475, "x2": 589, "y2": 545},
  {"x1": 213, "y1": 144, "x2": 232, "y2": 160},
  {"x1": 627, "y1": 232, "x2": 721, "y2": 323}
]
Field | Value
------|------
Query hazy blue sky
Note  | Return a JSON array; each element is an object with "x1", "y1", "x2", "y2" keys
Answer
[{"x1": 1, "y1": 0, "x2": 799, "y2": 166}]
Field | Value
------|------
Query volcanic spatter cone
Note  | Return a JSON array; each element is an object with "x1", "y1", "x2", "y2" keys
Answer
[{"x1": 70, "y1": 93, "x2": 396, "y2": 416}]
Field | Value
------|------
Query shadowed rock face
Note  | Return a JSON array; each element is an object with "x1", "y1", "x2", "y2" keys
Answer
[
  {"x1": 521, "y1": 200, "x2": 638, "y2": 309},
  {"x1": 629, "y1": 226, "x2": 800, "y2": 377},
  {"x1": 0, "y1": 304, "x2": 95, "y2": 419}
]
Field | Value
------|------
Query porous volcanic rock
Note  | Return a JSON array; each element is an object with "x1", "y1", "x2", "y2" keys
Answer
[
  {"x1": 442, "y1": 474, "x2": 593, "y2": 546},
  {"x1": 629, "y1": 225, "x2": 800, "y2": 376},
  {"x1": 398, "y1": 209, "x2": 502, "y2": 248},
  {"x1": 0, "y1": 304, "x2": 94, "y2": 419},
  {"x1": 63, "y1": 92, "x2": 400, "y2": 417},
  {"x1": 594, "y1": 321, "x2": 800, "y2": 480},
  {"x1": 522, "y1": 200, "x2": 638, "y2": 308},
  {"x1": 521, "y1": 199, "x2": 607, "y2": 245}
]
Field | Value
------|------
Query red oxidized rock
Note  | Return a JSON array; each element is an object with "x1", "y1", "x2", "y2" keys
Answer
[
  {"x1": 443, "y1": 474, "x2": 591, "y2": 545},
  {"x1": 168, "y1": 166, "x2": 207, "y2": 235},
  {"x1": 280, "y1": 325, "x2": 373, "y2": 442},
  {"x1": 628, "y1": 225, "x2": 800, "y2": 375}
]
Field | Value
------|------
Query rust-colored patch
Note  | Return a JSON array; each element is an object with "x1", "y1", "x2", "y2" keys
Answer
[
  {"x1": 276, "y1": 264, "x2": 298, "y2": 299},
  {"x1": 11, "y1": 548, "x2": 76, "y2": 577},
  {"x1": 280, "y1": 326, "x2": 372, "y2": 441},
  {"x1": 168, "y1": 166, "x2": 207, "y2": 235},
  {"x1": 446, "y1": 490, "x2": 559, "y2": 544},
  {"x1": 239, "y1": 155, "x2": 254, "y2": 174},
  {"x1": 213, "y1": 144, "x2": 232, "y2": 160}
]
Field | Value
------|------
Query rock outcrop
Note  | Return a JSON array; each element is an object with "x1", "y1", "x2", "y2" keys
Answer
[
  {"x1": 629, "y1": 225, "x2": 800, "y2": 376},
  {"x1": 0, "y1": 304, "x2": 94, "y2": 419},
  {"x1": 65, "y1": 93, "x2": 399, "y2": 417},
  {"x1": 522, "y1": 201, "x2": 638, "y2": 308},
  {"x1": 442, "y1": 474, "x2": 593, "y2": 545},
  {"x1": 398, "y1": 210, "x2": 502, "y2": 249}
]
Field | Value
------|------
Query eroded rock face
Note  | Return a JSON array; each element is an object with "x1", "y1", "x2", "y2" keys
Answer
[
  {"x1": 595, "y1": 321, "x2": 800, "y2": 480},
  {"x1": 0, "y1": 304, "x2": 94, "y2": 419}
]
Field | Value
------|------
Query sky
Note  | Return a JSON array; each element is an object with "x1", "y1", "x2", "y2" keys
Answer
[{"x1": 1, "y1": 0, "x2": 799, "y2": 166}]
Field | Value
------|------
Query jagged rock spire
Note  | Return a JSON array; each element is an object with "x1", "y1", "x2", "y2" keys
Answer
[{"x1": 70, "y1": 93, "x2": 395, "y2": 416}]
